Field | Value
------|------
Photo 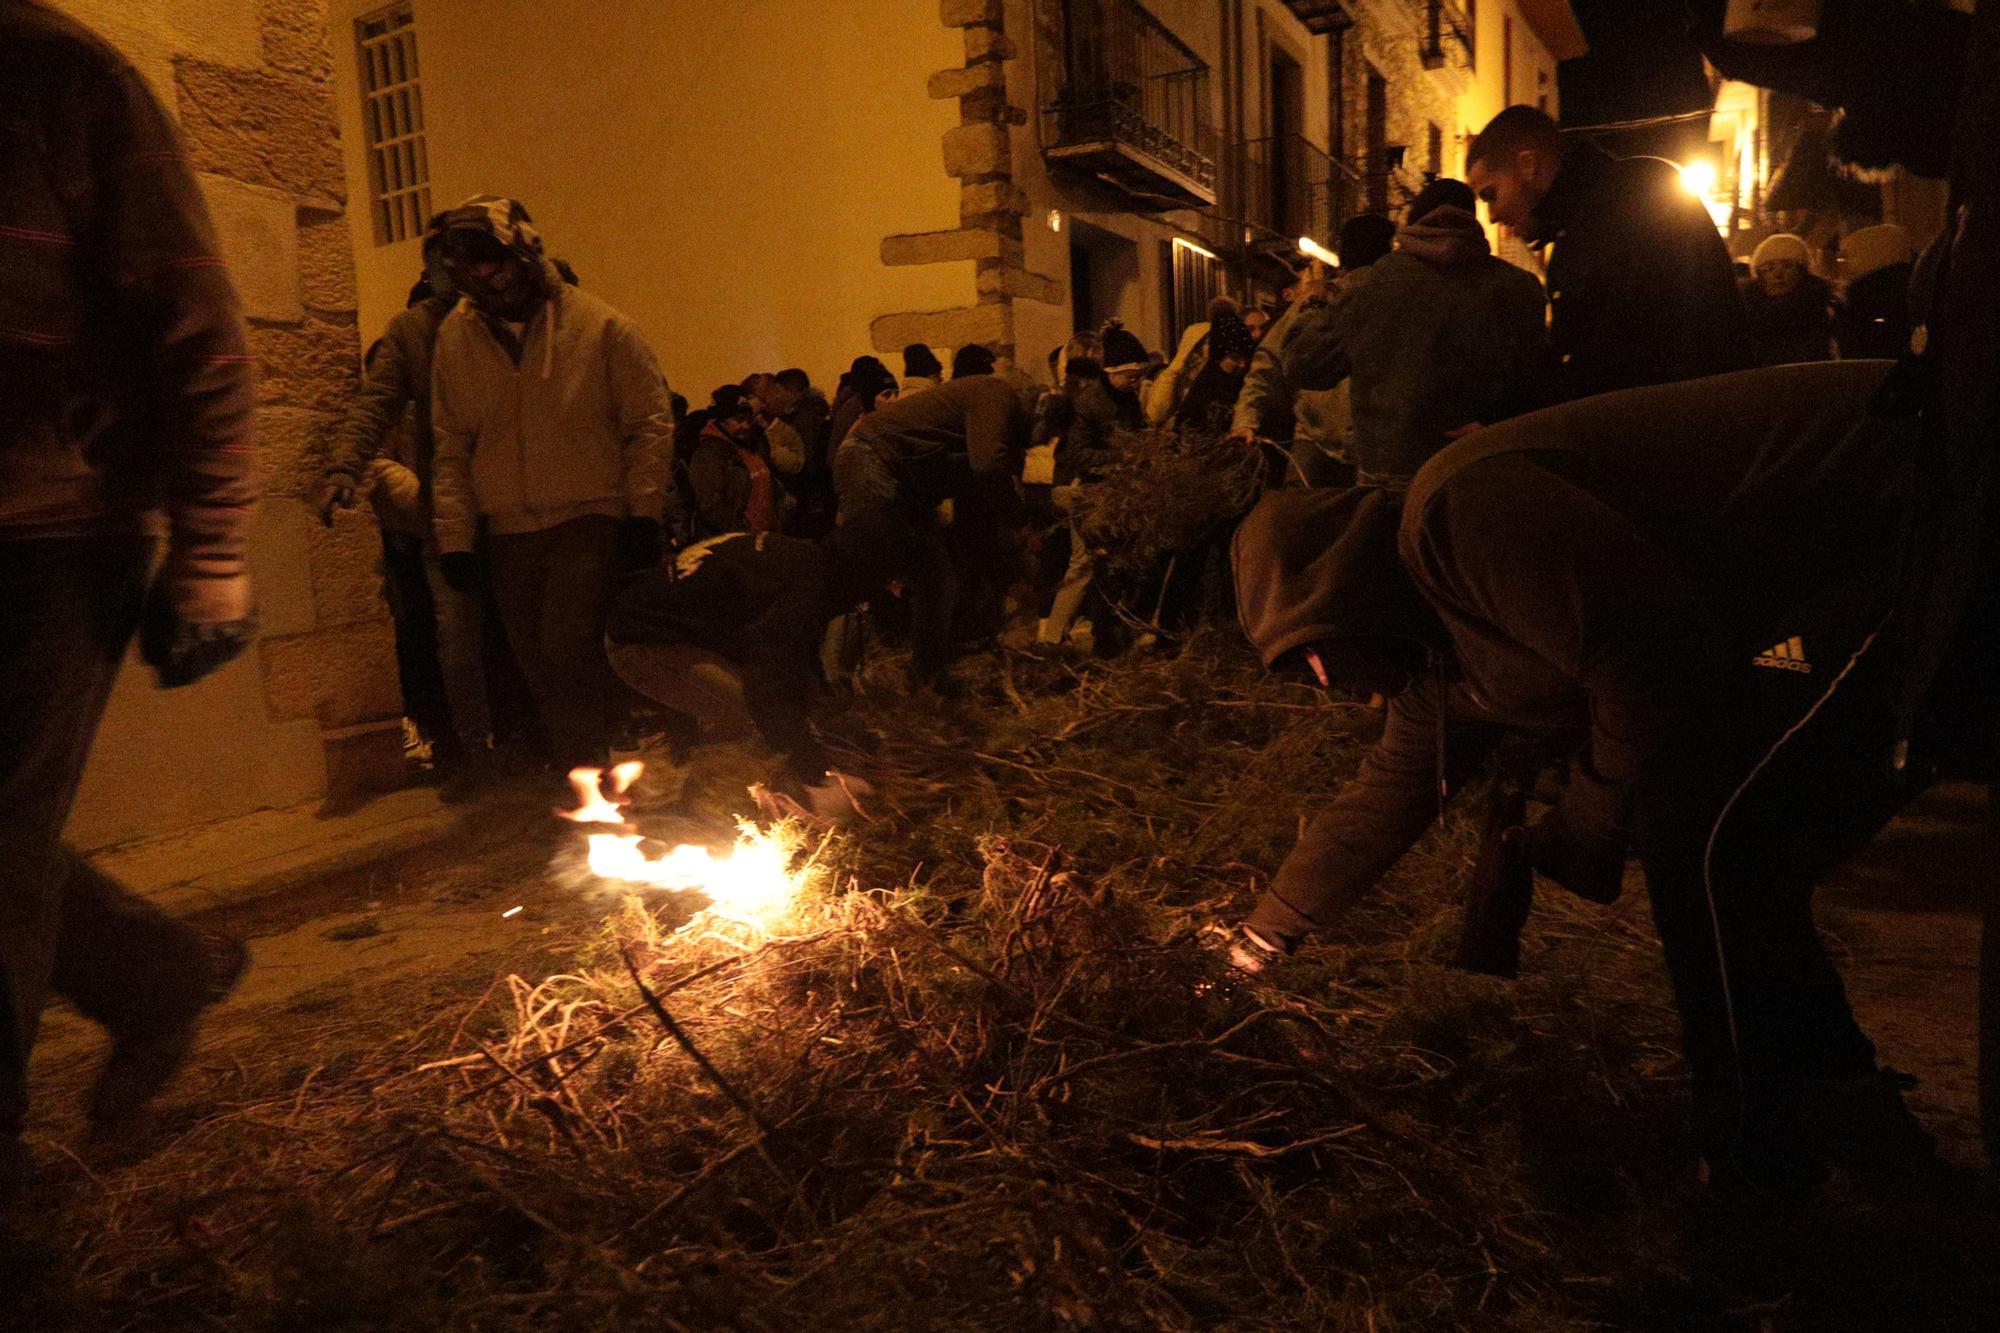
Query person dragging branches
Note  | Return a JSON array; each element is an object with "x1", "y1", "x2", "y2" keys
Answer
[{"x1": 1228, "y1": 358, "x2": 1948, "y2": 1198}]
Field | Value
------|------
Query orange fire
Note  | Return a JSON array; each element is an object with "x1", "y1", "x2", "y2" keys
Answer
[{"x1": 560, "y1": 764, "x2": 805, "y2": 929}]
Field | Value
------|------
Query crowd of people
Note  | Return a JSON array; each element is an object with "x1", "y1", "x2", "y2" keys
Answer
[{"x1": 0, "y1": 0, "x2": 1968, "y2": 1226}]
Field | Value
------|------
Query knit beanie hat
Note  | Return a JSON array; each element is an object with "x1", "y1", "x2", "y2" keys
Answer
[
  {"x1": 1840, "y1": 223, "x2": 1916, "y2": 284},
  {"x1": 951, "y1": 344, "x2": 998, "y2": 377},
  {"x1": 1751, "y1": 232, "x2": 1811, "y2": 273},
  {"x1": 1099, "y1": 319, "x2": 1149, "y2": 372},
  {"x1": 1209, "y1": 313, "x2": 1259, "y2": 362},
  {"x1": 903, "y1": 343, "x2": 944, "y2": 380}
]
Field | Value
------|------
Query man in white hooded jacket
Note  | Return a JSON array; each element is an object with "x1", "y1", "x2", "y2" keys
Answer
[{"x1": 428, "y1": 196, "x2": 674, "y2": 772}]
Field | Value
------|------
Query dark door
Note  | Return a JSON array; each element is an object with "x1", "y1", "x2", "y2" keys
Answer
[
  {"x1": 1365, "y1": 65, "x2": 1389, "y2": 214},
  {"x1": 1270, "y1": 50, "x2": 1305, "y2": 236}
]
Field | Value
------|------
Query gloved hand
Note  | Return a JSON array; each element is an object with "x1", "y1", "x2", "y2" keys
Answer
[
  {"x1": 316, "y1": 477, "x2": 357, "y2": 526},
  {"x1": 615, "y1": 517, "x2": 664, "y2": 574},
  {"x1": 1524, "y1": 806, "x2": 1628, "y2": 905},
  {"x1": 140, "y1": 568, "x2": 257, "y2": 689},
  {"x1": 438, "y1": 551, "x2": 481, "y2": 593}
]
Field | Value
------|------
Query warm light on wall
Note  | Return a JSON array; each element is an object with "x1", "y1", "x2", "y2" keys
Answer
[
  {"x1": 1047, "y1": 208, "x2": 1063, "y2": 233},
  {"x1": 1172, "y1": 236, "x2": 1220, "y2": 263}
]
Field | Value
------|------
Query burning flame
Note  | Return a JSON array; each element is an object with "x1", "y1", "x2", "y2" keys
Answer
[{"x1": 561, "y1": 765, "x2": 805, "y2": 930}]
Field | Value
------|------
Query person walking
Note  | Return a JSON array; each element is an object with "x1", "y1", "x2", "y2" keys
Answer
[
  {"x1": 316, "y1": 244, "x2": 500, "y2": 796},
  {"x1": 1278, "y1": 179, "x2": 1550, "y2": 489},
  {"x1": 428, "y1": 196, "x2": 673, "y2": 775},
  {"x1": 2, "y1": 0, "x2": 261, "y2": 1192},
  {"x1": 1742, "y1": 233, "x2": 1836, "y2": 366},
  {"x1": 1465, "y1": 105, "x2": 1748, "y2": 400}
]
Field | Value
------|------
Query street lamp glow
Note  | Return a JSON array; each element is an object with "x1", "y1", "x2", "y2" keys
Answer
[
  {"x1": 1678, "y1": 159, "x2": 1718, "y2": 198},
  {"x1": 1298, "y1": 236, "x2": 1339, "y2": 266}
]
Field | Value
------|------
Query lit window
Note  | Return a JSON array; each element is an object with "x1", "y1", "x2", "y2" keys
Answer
[{"x1": 355, "y1": 4, "x2": 430, "y2": 246}]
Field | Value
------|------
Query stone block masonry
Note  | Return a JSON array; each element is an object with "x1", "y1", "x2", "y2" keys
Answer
[
  {"x1": 871, "y1": 0, "x2": 1066, "y2": 367},
  {"x1": 58, "y1": 0, "x2": 402, "y2": 850}
]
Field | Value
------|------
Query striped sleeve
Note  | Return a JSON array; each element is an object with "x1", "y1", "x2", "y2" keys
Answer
[{"x1": 89, "y1": 57, "x2": 259, "y2": 583}]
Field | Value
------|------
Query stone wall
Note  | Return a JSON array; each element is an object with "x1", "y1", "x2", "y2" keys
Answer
[
  {"x1": 51, "y1": 0, "x2": 400, "y2": 849},
  {"x1": 874, "y1": 0, "x2": 1068, "y2": 364}
]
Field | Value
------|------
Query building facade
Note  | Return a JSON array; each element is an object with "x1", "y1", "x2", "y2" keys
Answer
[
  {"x1": 329, "y1": 0, "x2": 1580, "y2": 387},
  {"x1": 46, "y1": 0, "x2": 400, "y2": 850}
]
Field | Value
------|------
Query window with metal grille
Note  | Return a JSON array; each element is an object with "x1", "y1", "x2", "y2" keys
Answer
[
  {"x1": 355, "y1": 4, "x2": 430, "y2": 246},
  {"x1": 1166, "y1": 236, "x2": 1225, "y2": 348}
]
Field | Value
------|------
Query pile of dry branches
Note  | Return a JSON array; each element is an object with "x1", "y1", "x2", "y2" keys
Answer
[
  {"x1": 1069, "y1": 427, "x2": 1267, "y2": 580},
  {"x1": 17, "y1": 636, "x2": 1696, "y2": 1331}
]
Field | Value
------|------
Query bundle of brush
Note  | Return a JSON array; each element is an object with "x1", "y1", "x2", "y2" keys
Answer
[{"x1": 1069, "y1": 425, "x2": 1266, "y2": 579}]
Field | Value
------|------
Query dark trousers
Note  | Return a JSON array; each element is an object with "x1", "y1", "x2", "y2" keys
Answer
[
  {"x1": 0, "y1": 536, "x2": 206, "y2": 1132},
  {"x1": 833, "y1": 440, "x2": 954, "y2": 684},
  {"x1": 1638, "y1": 657, "x2": 1895, "y2": 1118},
  {"x1": 484, "y1": 515, "x2": 620, "y2": 770},
  {"x1": 380, "y1": 532, "x2": 458, "y2": 754}
]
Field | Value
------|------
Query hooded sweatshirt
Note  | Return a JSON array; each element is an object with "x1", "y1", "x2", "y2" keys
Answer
[
  {"x1": 1280, "y1": 206, "x2": 1550, "y2": 487},
  {"x1": 1239, "y1": 359, "x2": 1907, "y2": 946},
  {"x1": 428, "y1": 197, "x2": 673, "y2": 551}
]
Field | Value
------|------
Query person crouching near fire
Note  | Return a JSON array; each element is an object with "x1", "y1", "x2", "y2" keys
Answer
[
  {"x1": 602, "y1": 511, "x2": 913, "y2": 823},
  {"x1": 1227, "y1": 358, "x2": 1943, "y2": 1199}
]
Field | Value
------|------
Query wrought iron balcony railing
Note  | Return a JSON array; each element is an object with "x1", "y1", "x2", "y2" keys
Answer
[
  {"x1": 1039, "y1": 0, "x2": 1218, "y2": 208},
  {"x1": 1238, "y1": 135, "x2": 1368, "y2": 246},
  {"x1": 1420, "y1": 0, "x2": 1474, "y2": 71}
]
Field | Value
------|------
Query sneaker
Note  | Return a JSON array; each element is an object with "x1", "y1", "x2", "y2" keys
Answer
[{"x1": 86, "y1": 931, "x2": 248, "y2": 1131}]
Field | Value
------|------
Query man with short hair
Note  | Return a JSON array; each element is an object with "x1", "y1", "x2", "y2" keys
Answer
[
  {"x1": 428, "y1": 196, "x2": 674, "y2": 774},
  {"x1": 1464, "y1": 105, "x2": 1747, "y2": 400}
]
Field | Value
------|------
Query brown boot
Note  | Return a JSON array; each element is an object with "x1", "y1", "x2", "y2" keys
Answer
[{"x1": 86, "y1": 931, "x2": 247, "y2": 1131}]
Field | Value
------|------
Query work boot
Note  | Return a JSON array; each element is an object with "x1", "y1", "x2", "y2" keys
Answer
[
  {"x1": 1800, "y1": 1066, "x2": 1939, "y2": 1180},
  {"x1": 86, "y1": 931, "x2": 248, "y2": 1131}
]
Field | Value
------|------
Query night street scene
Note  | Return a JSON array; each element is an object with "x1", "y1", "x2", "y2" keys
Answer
[{"x1": 4, "y1": 1, "x2": 1998, "y2": 1328}]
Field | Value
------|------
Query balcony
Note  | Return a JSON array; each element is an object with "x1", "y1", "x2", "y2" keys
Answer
[
  {"x1": 1277, "y1": 0, "x2": 1357, "y2": 33},
  {"x1": 1239, "y1": 135, "x2": 1367, "y2": 249},
  {"x1": 1420, "y1": 0, "x2": 1474, "y2": 77},
  {"x1": 1038, "y1": 0, "x2": 1218, "y2": 209}
]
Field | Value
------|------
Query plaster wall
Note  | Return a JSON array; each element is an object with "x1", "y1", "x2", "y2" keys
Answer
[{"x1": 330, "y1": 0, "x2": 973, "y2": 394}]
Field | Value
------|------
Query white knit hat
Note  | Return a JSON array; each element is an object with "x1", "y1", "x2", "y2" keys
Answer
[
  {"x1": 1840, "y1": 223, "x2": 1917, "y2": 283},
  {"x1": 1751, "y1": 232, "x2": 1811, "y2": 273}
]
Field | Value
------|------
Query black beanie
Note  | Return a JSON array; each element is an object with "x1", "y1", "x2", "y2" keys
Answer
[
  {"x1": 1099, "y1": 319, "x2": 1149, "y2": 371},
  {"x1": 903, "y1": 343, "x2": 944, "y2": 379}
]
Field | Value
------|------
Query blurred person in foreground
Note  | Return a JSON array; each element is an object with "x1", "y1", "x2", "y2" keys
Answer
[
  {"x1": 1229, "y1": 359, "x2": 1942, "y2": 1198},
  {"x1": 2, "y1": 0, "x2": 259, "y2": 1194}
]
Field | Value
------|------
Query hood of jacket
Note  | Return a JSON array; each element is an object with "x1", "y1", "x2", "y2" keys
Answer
[
  {"x1": 1396, "y1": 205, "x2": 1490, "y2": 267},
  {"x1": 1232, "y1": 487, "x2": 1444, "y2": 669}
]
